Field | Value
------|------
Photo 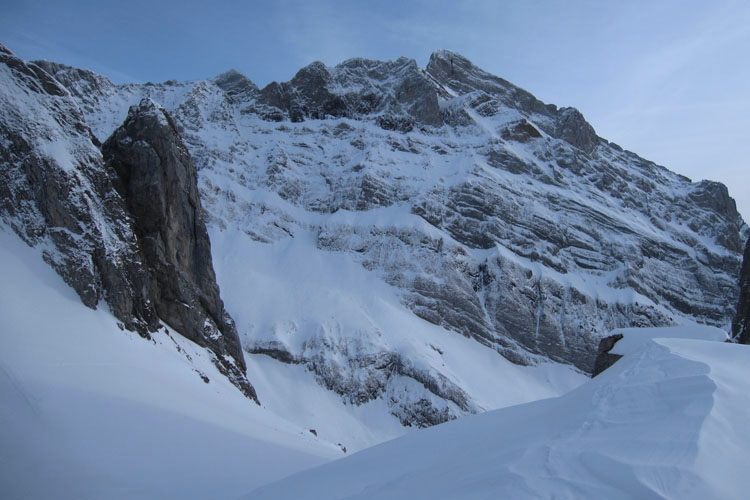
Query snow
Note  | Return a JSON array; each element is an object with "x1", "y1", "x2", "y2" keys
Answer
[
  {"x1": 38, "y1": 137, "x2": 78, "y2": 172},
  {"x1": 0, "y1": 62, "x2": 96, "y2": 177},
  {"x1": 0, "y1": 226, "x2": 339, "y2": 500},
  {"x1": 610, "y1": 325, "x2": 728, "y2": 356},
  {"x1": 246, "y1": 333, "x2": 750, "y2": 500},
  {"x1": 211, "y1": 225, "x2": 586, "y2": 452},
  {"x1": 2, "y1": 50, "x2": 744, "y2": 499},
  {"x1": 3, "y1": 215, "x2": 744, "y2": 500}
]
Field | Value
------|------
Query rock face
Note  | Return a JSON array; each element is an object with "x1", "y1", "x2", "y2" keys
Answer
[
  {"x1": 102, "y1": 99, "x2": 252, "y2": 397},
  {"x1": 15, "y1": 47, "x2": 746, "y2": 426},
  {"x1": 0, "y1": 45, "x2": 256, "y2": 401},
  {"x1": 591, "y1": 334, "x2": 625, "y2": 376},
  {"x1": 0, "y1": 45, "x2": 155, "y2": 333},
  {"x1": 247, "y1": 57, "x2": 441, "y2": 129},
  {"x1": 733, "y1": 238, "x2": 750, "y2": 343}
]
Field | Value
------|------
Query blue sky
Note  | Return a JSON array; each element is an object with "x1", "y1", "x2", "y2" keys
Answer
[{"x1": 2, "y1": 0, "x2": 748, "y2": 219}]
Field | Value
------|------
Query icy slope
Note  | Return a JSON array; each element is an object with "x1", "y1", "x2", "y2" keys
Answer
[
  {"x1": 248, "y1": 330, "x2": 748, "y2": 500},
  {"x1": 0, "y1": 227, "x2": 339, "y2": 500}
]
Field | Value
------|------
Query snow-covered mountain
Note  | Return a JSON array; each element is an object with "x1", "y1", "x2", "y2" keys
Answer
[
  {"x1": 0, "y1": 41, "x2": 745, "y2": 446},
  {"x1": 0, "y1": 39, "x2": 586, "y2": 480},
  {"x1": 2, "y1": 38, "x2": 750, "y2": 499},
  {"x1": 5, "y1": 42, "x2": 745, "y2": 426}
]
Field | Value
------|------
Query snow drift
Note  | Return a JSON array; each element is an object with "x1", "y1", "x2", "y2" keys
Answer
[{"x1": 248, "y1": 329, "x2": 747, "y2": 500}]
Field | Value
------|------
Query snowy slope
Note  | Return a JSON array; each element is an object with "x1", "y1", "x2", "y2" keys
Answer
[
  {"x1": 247, "y1": 330, "x2": 748, "y2": 500},
  {"x1": 0, "y1": 226, "x2": 339, "y2": 500},
  {"x1": 212, "y1": 226, "x2": 586, "y2": 451}
]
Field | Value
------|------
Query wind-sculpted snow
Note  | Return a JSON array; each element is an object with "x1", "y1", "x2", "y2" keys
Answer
[
  {"x1": 593, "y1": 325, "x2": 729, "y2": 376},
  {"x1": 29, "y1": 48, "x2": 745, "y2": 426},
  {"x1": 247, "y1": 333, "x2": 749, "y2": 500}
]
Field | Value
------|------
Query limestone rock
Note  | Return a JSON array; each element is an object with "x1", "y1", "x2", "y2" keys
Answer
[
  {"x1": 554, "y1": 107, "x2": 599, "y2": 154},
  {"x1": 102, "y1": 98, "x2": 255, "y2": 400},
  {"x1": 733, "y1": 237, "x2": 750, "y2": 343}
]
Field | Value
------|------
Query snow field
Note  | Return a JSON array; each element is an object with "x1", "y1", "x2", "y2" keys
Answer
[
  {"x1": 0, "y1": 226, "x2": 338, "y2": 500},
  {"x1": 248, "y1": 333, "x2": 749, "y2": 500}
]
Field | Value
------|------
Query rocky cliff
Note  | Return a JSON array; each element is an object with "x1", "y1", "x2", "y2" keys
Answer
[
  {"x1": 102, "y1": 98, "x2": 254, "y2": 398},
  {"x1": 733, "y1": 237, "x2": 750, "y2": 343},
  {"x1": 6, "y1": 45, "x2": 744, "y2": 426},
  {"x1": 0, "y1": 45, "x2": 256, "y2": 401}
]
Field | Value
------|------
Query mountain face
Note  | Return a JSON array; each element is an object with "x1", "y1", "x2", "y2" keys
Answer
[
  {"x1": 2, "y1": 44, "x2": 744, "y2": 427},
  {"x1": 0, "y1": 45, "x2": 256, "y2": 401},
  {"x1": 733, "y1": 237, "x2": 750, "y2": 343}
]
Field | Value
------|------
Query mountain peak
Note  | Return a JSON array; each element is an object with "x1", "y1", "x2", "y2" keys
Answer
[
  {"x1": 428, "y1": 49, "x2": 473, "y2": 68},
  {"x1": 426, "y1": 49, "x2": 489, "y2": 84},
  {"x1": 213, "y1": 69, "x2": 258, "y2": 97},
  {"x1": 290, "y1": 60, "x2": 332, "y2": 90}
]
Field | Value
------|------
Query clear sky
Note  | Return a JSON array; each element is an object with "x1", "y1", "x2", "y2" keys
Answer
[{"x1": 2, "y1": 0, "x2": 748, "y2": 220}]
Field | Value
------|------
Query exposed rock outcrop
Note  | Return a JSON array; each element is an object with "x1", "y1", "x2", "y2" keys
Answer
[
  {"x1": 0, "y1": 45, "x2": 156, "y2": 335},
  {"x1": 253, "y1": 57, "x2": 442, "y2": 129},
  {"x1": 213, "y1": 69, "x2": 259, "y2": 101},
  {"x1": 102, "y1": 98, "x2": 255, "y2": 400},
  {"x1": 592, "y1": 333, "x2": 625, "y2": 376},
  {"x1": 554, "y1": 107, "x2": 598, "y2": 154},
  {"x1": 249, "y1": 336, "x2": 472, "y2": 427},
  {"x1": 0, "y1": 46, "x2": 256, "y2": 402},
  {"x1": 733, "y1": 237, "x2": 750, "y2": 343}
]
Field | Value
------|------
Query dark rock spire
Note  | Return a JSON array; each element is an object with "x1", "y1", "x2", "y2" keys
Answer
[
  {"x1": 102, "y1": 98, "x2": 257, "y2": 401},
  {"x1": 732, "y1": 237, "x2": 750, "y2": 343}
]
